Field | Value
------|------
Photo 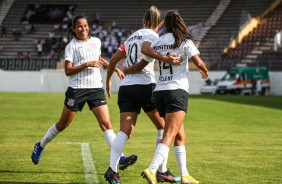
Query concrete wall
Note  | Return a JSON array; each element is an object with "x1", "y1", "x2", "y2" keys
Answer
[{"x1": 0, "y1": 69, "x2": 281, "y2": 95}]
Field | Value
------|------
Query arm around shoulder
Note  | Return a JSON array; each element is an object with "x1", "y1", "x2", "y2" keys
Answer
[
  {"x1": 123, "y1": 59, "x2": 149, "y2": 75},
  {"x1": 141, "y1": 41, "x2": 181, "y2": 65}
]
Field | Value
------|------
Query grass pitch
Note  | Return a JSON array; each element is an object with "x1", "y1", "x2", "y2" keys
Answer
[{"x1": 0, "y1": 93, "x2": 281, "y2": 184}]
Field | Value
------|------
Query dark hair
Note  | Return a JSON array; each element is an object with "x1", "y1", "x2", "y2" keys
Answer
[
  {"x1": 143, "y1": 6, "x2": 162, "y2": 29},
  {"x1": 67, "y1": 15, "x2": 88, "y2": 39},
  {"x1": 164, "y1": 10, "x2": 192, "y2": 48}
]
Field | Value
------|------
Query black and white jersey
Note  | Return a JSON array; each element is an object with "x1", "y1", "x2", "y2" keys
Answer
[
  {"x1": 65, "y1": 37, "x2": 103, "y2": 89},
  {"x1": 144, "y1": 33, "x2": 200, "y2": 92},
  {"x1": 121, "y1": 28, "x2": 159, "y2": 86}
]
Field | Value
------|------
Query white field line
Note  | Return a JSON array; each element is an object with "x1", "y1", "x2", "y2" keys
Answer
[{"x1": 57, "y1": 142, "x2": 99, "y2": 184}]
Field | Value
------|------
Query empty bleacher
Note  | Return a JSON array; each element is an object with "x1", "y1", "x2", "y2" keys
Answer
[
  {"x1": 0, "y1": 0, "x2": 281, "y2": 71},
  {"x1": 0, "y1": 0, "x2": 221, "y2": 71},
  {"x1": 212, "y1": 1, "x2": 282, "y2": 71},
  {"x1": 199, "y1": 0, "x2": 274, "y2": 65}
]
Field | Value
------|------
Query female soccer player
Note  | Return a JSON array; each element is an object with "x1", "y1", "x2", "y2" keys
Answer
[
  {"x1": 104, "y1": 6, "x2": 182, "y2": 184},
  {"x1": 31, "y1": 15, "x2": 135, "y2": 169},
  {"x1": 126, "y1": 10, "x2": 208, "y2": 184}
]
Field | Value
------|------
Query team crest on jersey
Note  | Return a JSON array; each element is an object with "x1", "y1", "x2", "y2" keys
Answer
[{"x1": 67, "y1": 98, "x2": 75, "y2": 107}]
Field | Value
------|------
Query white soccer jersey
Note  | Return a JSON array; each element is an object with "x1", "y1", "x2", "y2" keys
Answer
[
  {"x1": 64, "y1": 37, "x2": 103, "y2": 89},
  {"x1": 121, "y1": 28, "x2": 159, "y2": 86},
  {"x1": 144, "y1": 33, "x2": 200, "y2": 93}
]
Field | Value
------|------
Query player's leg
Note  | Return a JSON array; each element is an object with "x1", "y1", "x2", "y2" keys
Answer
[
  {"x1": 104, "y1": 85, "x2": 139, "y2": 183},
  {"x1": 88, "y1": 88, "x2": 117, "y2": 148},
  {"x1": 174, "y1": 124, "x2": 199, "y2": 184},
  {"x1": 174, "y1": 123, "x2": 187, "y2": 176},
  {"x1": 110, "y1": 112, "x2": 138, "y2": 171},
  {"x1": 91, "y1": 104, "x2": 113, "y2": 131},
  {"x1": 91, "y1": 104, "x2": 116, "y2": 147},
  {"x1": 92, "y1": 104, "x2": 137, "y2": 169},
  {"x1": 142, "y1": 111, "x2": 184, "y2": 183},
  {"x1": 146, "y1": 109, "x2": 180, "y2": 183},
  {"x1": 31, "y1": 87, "x2": 84, "y2": 165},
  {"x1": 145, "y1": 109, "x2": 166, "y2": 160},
  {"x1": 142, "y1": 84, "x2": 179, "y2": 181},
  {"x1": 104, "y1": 112, "x2": 138, "y2": 184},
  {"x1": 31, "y1": 105, "x2": 77, "y2": 164},
  {"x1": 115, "y1": 85, "x2": 140, "y2": 171},
  {"x1": 145, "y1": 110, "x2": 165, "y2": 164}
]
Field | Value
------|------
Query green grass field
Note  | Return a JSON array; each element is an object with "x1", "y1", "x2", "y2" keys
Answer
[{"x1": 0, "y1": 93, "x2": 281, "y2": 184}]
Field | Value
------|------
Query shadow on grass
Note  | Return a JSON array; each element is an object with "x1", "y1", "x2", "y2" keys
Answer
[
  {"x1": 0, "y1": 183, "x2": 39, "y2": 184},
  {"x1": 0, "y1": 183, "x2": 84, "y2": 184},
  {"x1": 191, "y1": 95, "x2": 282, "y2": 111},
  {"x1": 0, "y1": 170, "x2": 84, "y2": 174},
  {"x1": 0, "y1": 170, "x2": 85, "y2": 184}
]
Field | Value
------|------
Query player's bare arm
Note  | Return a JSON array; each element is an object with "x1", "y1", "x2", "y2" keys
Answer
[
  {"x1": 106, "y1": 50, "x2": 126, "y2": 98},
  {"x1": 64, "y1": 60, "x2": 102, "y2": 76},
  {"x1": 101, "y1": 56, "x2": 125, "y2": 80},
  {"x1": 141, "y1": 41, "x2": 182, "y2": 65},
  {"x1": 191, "y1": 54, "x2": 209, "y2": 79},
  {"x1": 123, "y1": 59, "x2": 149, "y2": 75}
]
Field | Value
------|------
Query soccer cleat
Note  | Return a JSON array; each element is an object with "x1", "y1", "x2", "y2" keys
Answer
[
  {"x1": 141, "y1": 168, "x2": 157, "y2": 184},
  {"x1": 104, "y1": 167, "x2": 121, "y2": 184},
  {"x1": 181, "y1": 175, "x2": 199, "y2": 184},
  {"x1": 119, "y1": 154, "x2": 138, "y2": 170},
  {"x1": 157, "y1": 169, "x2": 181, "y2": 183},
  {"x1": 31, "y1": 142, "x2": 44, "y2": 165}
]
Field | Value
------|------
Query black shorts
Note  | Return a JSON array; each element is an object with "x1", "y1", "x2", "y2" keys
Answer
[
  {"x1": 153, "y1": 89, "x2": 188, "y2": 117},
  {"x1": 64, "y1": 87, "x2": 107, "y2": 112},
  {"x1": 118, "y1": 84, "x2": 156, "y2": 113}
]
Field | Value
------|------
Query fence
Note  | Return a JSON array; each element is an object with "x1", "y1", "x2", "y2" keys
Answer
[
  {"x1": 0, "y1": 58, "x2": 57, "y2": 71},
  {"x1": 1, "y1": 69, "x2": 282, "y2": 95}
]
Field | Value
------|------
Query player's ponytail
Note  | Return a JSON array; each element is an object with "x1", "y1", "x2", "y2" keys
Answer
[
  {"x1": 144, "y1": 6, "x2": 162, "y2": 29},
  {"x1": 164, "y1": 11, "x2": 192, "y2": 48},
  {"x1": 67, "y1": 21, "x2": 74, "y2": 40}
]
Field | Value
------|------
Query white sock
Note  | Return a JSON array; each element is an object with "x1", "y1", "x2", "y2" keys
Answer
[
  {"x1": 156, "y1": 129, "x2": 167, "y2": 173},
  {"x1": 110, "y1": 131, "x2": 128, "y2": 172},
  {"x1": 174, "y1": 146, "x2": 189, "y2": 176},
  {"x1": 103, "y1": 129, "x2": 116, "y2": 147},
  {"x1": 103, "y1": 129, "x2": 124, "y2": 157},
  {"x1": 40, "y1": 124, "x2": 59, "y2": 148},
  {"x1": 155, "y1": 129, "x2": 163, "y2": 147},
  {"x1": 150, "y1": 143, "x2": 169, "y2": 174}
]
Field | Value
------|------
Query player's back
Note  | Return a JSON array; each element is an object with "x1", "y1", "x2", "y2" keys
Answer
[
  {"x1": 121, "y1": 29, "x2": 159, "y2": 86},
  {"x1": 151, "y1": 33, "x2": 200, "y2": 92}
]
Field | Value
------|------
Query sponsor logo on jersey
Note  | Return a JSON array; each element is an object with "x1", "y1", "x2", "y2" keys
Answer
[
  {"x1": 127, "y1": 35, "x2": 142, "y2": 42},
  {"x1": 154, "y1": 44, "x2": 173, "y2": 51},
  {"x1": 159, "y1": 75, "x2": 173, "y2": 81}
]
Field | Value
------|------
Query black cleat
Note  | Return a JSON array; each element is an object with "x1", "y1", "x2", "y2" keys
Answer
[
  {"x1": 118, "y1": 154, "x2": 138, "y2": 170},
  {"x1": 104, "y1": 167, "x2": 121, "y2": 184},
  {"x1": 157, "y1": 169, "x2": 181, "y2": 183}
]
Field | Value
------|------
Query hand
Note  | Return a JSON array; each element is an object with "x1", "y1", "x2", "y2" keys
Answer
[
  {"x1": 115, "y1": 68, "x2": 125, "y2": 80},
  {"x1": 200, "y1": 70, "x2": 208, "y2": 79},
  {"x1": 164, "y1": 54, "x2": 182, "y2": 65},
  {"x1": 106, "y1": 82, "x2": 111, "y2": 99},
  {"x1": 86, "y1": 60, "x2": 103, "y2": 68}
]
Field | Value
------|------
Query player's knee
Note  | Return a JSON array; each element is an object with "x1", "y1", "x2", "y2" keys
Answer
[
  {"x1": 100, "y1": 121, "x2": 112, "y2": 131},
  {"x1": 120, "y1": 125, "x2": 134, "y2": 139},
  {"x1": 174, "y1": 133, "x2": 186, "y2": 145},
  {"x1": 56, "y1": 122, "x2": 68, "y2": 131}
]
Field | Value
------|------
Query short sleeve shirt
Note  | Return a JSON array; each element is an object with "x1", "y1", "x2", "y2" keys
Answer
[
  {"x1": 65, "y1": 37, "x2": 103, "y2": 89},
  {"x1": 144, "y1": 33, "x2": 200, "y2": 93},
  {"x1": 121, "y1": 29, "x2": 159, "y2": 86}
]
